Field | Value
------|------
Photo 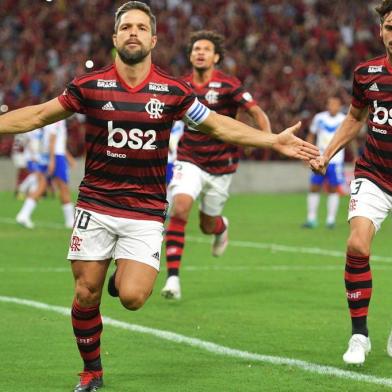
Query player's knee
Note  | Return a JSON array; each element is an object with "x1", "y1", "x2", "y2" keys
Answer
[
  {"x1": 347, "y1": 236, "x2": 370, "y2": 257},
  {"x1": 119, "y1": 290, "x2": 148, "y2": 311},
  {"x1": 75, "y1": 284, "x2": 101, "y2": 307}
]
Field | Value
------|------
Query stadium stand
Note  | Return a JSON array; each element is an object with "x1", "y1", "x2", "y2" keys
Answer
[{"x1": 0, "y1": 0, "x2": 382, "y2": 159}]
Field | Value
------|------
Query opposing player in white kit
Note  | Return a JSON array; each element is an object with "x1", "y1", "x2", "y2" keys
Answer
[
  {"x1": 303, "y1": 96, "x2": 347, "y2": 229},
  {"x1": 16, "y1": 119, "x2": 74, "y2": 229},
  {"x1": 311, "y1": 0, "x2": 392, "y2": 366},
  {"x1": 0, "y1": 2, "x2": 319, "y2": 390}
]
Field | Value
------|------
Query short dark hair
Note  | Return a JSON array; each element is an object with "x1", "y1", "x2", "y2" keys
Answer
[
  {"x1": 114, "y1": 1, "x2": 156, "y2": 34},
  {"x1": 376, "y1": 0, "x2": 392, "y2": 23},
  {"x1": 187, "y1": 30, "x2": 225, "y2": 64}
]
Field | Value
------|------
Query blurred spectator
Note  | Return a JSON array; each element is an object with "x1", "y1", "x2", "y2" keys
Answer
[{"x1": 0, "y1": 0, "x2": 383, "y2": 160}]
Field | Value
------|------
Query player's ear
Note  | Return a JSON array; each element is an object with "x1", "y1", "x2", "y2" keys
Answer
[
  {"x1": 151, "y1": 35, "x2": 157, "y2": 49},
  {"x1": 112, "y1": 33, "x2": 117, "y2": 48},
  {"x1": 214, "y1": 53, "x2": 220, "y2": 64}
]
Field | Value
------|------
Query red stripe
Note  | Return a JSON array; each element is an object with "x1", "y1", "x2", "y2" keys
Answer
[
  {"x1": 350, "y1": 308, "x2": 369, "y2": 317},
  {"x1": 344, "y1": 271, "x2": 372, "y2": 283}
]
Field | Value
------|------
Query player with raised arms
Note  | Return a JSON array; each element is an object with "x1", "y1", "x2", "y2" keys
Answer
[{"x1": 0, "y1": 2, "x2": 319, "y2": 390}]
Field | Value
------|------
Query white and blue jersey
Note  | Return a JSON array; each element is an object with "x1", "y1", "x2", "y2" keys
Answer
[
  {"x1": 39, "y1": 120, "x2": 69, "y2": 182},
  {"x1": 167, "y1": 120, "x2": 185, "y2": 184},
  {"x1": 310, "y1": 110, "x2": 346, "y2": 186}
]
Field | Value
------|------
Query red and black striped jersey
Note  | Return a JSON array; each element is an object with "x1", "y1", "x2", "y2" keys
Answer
[
  {"x1": 58, "y1": 63, "x2": 209, "y2": 222},
  {"x1": 176, "y1": 69, "x2": 257, "y2": 174},
  {"x1": 352, "y1": 55, "x2": 392, "y2": 195}
]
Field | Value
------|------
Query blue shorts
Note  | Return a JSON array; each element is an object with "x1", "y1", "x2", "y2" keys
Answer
[
  {"x1": 52, "y1": 155, "x2": 69, "y2": 183},
  {"x1": 27, "y1": 160, "x2": 46, "y2": 174},
  {"x1": 310, "y1": 163, "x2": 344, "y2": 187}
]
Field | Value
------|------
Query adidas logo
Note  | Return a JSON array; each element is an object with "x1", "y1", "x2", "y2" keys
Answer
[
  {"x1": 369, "y1": 83, "x2": 379, "y2": 92},
  {"x1": 102, "y1": 101, "x2": 115, "y2": 111},
  {"x1": 152, "y1": 252, "x2": 160, "y2": 260}
]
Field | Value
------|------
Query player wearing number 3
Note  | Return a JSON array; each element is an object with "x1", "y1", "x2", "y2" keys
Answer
[
  {"x1": 310, "y1": 0, "x2": 392, "y2": 367},
  {"x1": 0, "y1": 2, "x2": 318, "y2": 391}
]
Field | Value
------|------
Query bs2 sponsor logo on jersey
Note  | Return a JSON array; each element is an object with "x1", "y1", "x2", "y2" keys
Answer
[
  {"x1": 372, "y1": 100, "x2": 392, "y2": 126},
  {"x1": 107, "y1": 121, "x2": 157, "y2": 150}
]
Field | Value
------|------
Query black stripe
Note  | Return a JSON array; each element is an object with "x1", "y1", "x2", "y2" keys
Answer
[
  {"x1": 345, "y1": 265, "x2": 370, "y2": 274},
  {"x1": 77, "y1": 340, "x2": 101, "y2": 352},
  {"x1": 67, "y1": 83, "x2": 84, "y2": 103},
  {"x1": 73, "y1": 324, "x2": 103, "y2": 337},
  {"x1": 366, "y1": 128, "x2": 392, "y2": 143},
  {"x1": 86, "y1": 151, "x2": 168, "y2": 169},
  {"x1": 345, "y1": 280, "x2": 372, "y2": 290},
  {"x1": 80, "y1": 181, "x2": 166, "y2": 201},
  {"x1": 348, "y1": 299, "x2": 371, "y2": 309},
  {"x1": 167, "y1": 255, "x2": 182, "y2": 261},
  {"x1": 72, "y1": 309, "x2": 100, "y2": 320},
  {"x1": 86, "y1": 168, "x2": 166, "y2": 185},
  {"x1": 357, "y1": 157, "x2": 392, "y2": 175},
  {"x1": 366, "y1": 140, "x2": 392, "y2": 159},
  {"x1": 166, "y1": 231, "x2": 185, "y2": 237},
  {"x1": 166, "y1": 240, "x2": 184, "y2": 248},
  {"x1": 78, "y1": 194, "x2": 166, "y2": 218}
]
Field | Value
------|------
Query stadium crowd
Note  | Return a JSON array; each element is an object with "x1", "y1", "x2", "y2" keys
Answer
[{"x1": 0, "y1": 0, "x2": 382, "y2": 159}]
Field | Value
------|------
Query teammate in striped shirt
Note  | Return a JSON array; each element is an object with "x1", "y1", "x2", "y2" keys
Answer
[
  {"x1": 0, "y1": 2, "x2": 318, "y2": 390},
  {"x1": 310, "y1": 0, "x2": 392, "y2": 367},
  {"x1": 161, "y1": 30, "x2": 271, "y2": 300}
]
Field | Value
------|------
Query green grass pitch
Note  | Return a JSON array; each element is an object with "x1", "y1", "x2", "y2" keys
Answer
[{"x1": 0, "y1": 191, "x2": 391, "y2": 391}]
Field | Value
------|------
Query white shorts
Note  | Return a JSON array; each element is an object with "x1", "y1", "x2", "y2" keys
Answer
[
  {"x1": 348, "y1": 178, "x2": 392, "y2": 232},
  {"x1": 67, "y1": 208, "x2": 164, "y2": 271},
  {"x1": 169, "y1": 161, "x2": 233, "y2": 216}
]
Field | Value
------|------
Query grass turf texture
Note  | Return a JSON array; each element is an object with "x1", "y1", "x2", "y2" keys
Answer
[{"x1": 0, "y1": 191, "x2": 391, "y2": 392}]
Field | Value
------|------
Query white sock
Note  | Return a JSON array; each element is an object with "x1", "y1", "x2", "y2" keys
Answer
[
  {"x1": 62, "y1": 202, "x2": 75, "y2": 227},
  {"x1": 17, "y1": 197, "x2": 37, "y2": 219},
  {"x1": 326, "y1": 193, "x2": 340, "y2": 225},
  {"x1": 307, "y1": 192, "x2": 320, "y2": 222}
]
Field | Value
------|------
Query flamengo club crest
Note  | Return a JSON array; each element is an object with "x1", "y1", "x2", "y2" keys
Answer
[
  {"x1": 205, "y1": 89, "x2": 219, "y2": 105},
  {"x1": 145, "y1": 98, "x2": 165, "y2": 119}
]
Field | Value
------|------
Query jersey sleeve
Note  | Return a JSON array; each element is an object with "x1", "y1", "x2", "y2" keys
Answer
[
  {"x1": 351, "y1": 69, "x2": 367, "y2": 109},
  {"x1": 230, "y1": 78, "x2": 257, "y2": 110},
  {"x1": 58, "y1": 79, "x2": 86, "y2": 114}
]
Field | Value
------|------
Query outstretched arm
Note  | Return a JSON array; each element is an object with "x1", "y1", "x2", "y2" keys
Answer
[
  {"x1": 0, "y1": 98, "x2": 72, "y2": 135},
  {"x1": 310, "y1": 105, "x2": 368, "y2": 174},
  {"x1": 195, "y1": 111, "x2": 319, "y2": 161}
]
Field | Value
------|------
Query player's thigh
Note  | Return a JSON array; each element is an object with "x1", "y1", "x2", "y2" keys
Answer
[
  {"x1": 348, "y1": 178, "x2": 392, "y2": 232},
  {"x1": 200, "y1": 173, "x2": 232, "y2": 216},
  {"x1": 68, "y1": 208, "x2": 117, "y2": 261},
  {"x1": 169, "y1": 161, "x2": 203, "y2": 201},
  {"x1": 115, "y1": 259, "x2": 158, "y2": 300},
  {"x1": 114, "y1": 218, "x2": 164, "y2": 272}
]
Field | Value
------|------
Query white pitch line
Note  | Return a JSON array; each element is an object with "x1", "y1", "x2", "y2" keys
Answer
[
  {"x1": 1, "y1": 295, "x2": 392, "y2": 388},
  {"x1": 3, "y1": 265, "x2": 392, "y2": 274},
  {"x1": 1, "y1": 217, "x2": 391, "y2": 263}
]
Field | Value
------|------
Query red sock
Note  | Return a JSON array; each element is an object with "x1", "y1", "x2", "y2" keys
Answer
[
  {"x1": 345, "y1": 253, "x2": 372, "y2": 335},
  {"x1": 212, "y1": 216, "x2": 226, "y2": 235},
  {"x1": 71, "y1": 299, "x2": 103, "y2": 371},
  {"x1": 165, "y1": 217, "x2": 186, "y2": 276}
]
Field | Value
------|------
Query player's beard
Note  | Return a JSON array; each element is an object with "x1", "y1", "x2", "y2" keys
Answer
[{"x1": 117, "y1": 45, "x2": 151, "y2": 65}]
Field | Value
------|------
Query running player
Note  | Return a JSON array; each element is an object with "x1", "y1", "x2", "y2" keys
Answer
[
  {"x1": 161, "y1": 30, "x2": 271, "y2": 300},
  {"x1": 0, "y1": 2, "x2": 318, "y2": 390}
]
